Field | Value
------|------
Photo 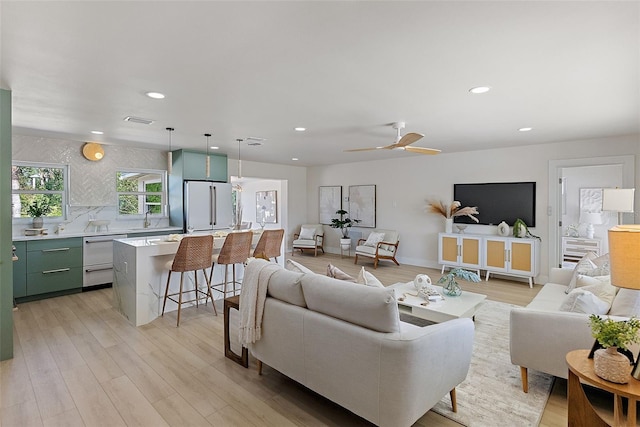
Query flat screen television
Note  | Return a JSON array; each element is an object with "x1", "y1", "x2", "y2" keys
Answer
[{"x1": 453, "y1": 182, "x2": 536, "y2": 227}]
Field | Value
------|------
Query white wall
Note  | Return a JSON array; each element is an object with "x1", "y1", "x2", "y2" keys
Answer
[{"x1": 308, "y1": 134, "x2": 639, "y2": 283}]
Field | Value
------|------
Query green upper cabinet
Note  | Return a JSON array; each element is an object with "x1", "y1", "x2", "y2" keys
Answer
[{"x1": 175, "y1": 150, "x2": 227, "y2": 182}]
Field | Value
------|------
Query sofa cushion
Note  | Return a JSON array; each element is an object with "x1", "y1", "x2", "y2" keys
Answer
[
  {"x1": 267, "y1": 268, "x2": 306, "y2": 307},
  {"x1": 355, "y1": 267, "x2": 384, "y2": 288},
  {"x1": 286, "y1": 259, "x2": 314, "y2": 274},
  {"x1": 301, "y1": 274, "x2": 400, "y2": 333},
  {"x1": 327, "y1": 263, "x2": 355, "y2": 282},
  {"x1": 559, "y1": 289, "x2": 609, "y2": 314},
  {"x1": 526, "y1": 282, "x2": 568, "y2": 311},
  {"x1": 610, "y1": 289, "x2": 640, "y2": 317},
  {"x1": 354, "y1": 245, "x2": 396, "y2": 258}
]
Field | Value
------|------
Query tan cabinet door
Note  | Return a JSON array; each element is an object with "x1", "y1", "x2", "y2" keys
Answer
[
  {"x1": 485, "y1": 239, "x2": 506, "y2": 269},
  {"x1": 441, "y1": 236, "x2": 459, "y2": 264},
  {"x1": 461, "y1": 238, "x2": 480, "y2": 266},
  {"x1": 511, "y1": 242, "x2": 533, "y2": 273}
]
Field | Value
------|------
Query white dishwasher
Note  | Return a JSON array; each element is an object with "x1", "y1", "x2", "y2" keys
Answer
[{"x1": 83, "y1": 234, "x2": 127, "y2": 288}]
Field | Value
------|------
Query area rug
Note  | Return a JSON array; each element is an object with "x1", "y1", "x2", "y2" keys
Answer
[{"x1": 410, "y1": 300, "x2": 554, "y2": 427}]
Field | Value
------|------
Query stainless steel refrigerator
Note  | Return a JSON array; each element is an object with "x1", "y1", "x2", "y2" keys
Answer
[{"x1": 184, "y1": 181, "x2": 233, "y2": 231}]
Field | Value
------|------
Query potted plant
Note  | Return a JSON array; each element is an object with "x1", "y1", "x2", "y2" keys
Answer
[
  {"x1": 330, "y1": 209, "x2": 360, "y2": 249},
  {"x1": 589, "y1": 314, "x2": 640, "y2": 383},
  {"x1": 427, "y1": 200, "x2": 479, "y2": 233},
  {"x1": 436, "y1": 268, "x2": 480, "y2": 296},
  {"x1": 27, "y1": 196, "x2": 51, "y2": 228}
]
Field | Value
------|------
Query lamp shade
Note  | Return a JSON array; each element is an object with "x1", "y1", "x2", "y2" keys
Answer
[
  {"x1": 608, "y1": 225, "x2": 640, "y2": 290},
  {"x1": 82, "y1": 142, "x2": 104, "y2": 161},
  {"x1": 602, "y1": 188, "x2": 635, "y2": 212}
]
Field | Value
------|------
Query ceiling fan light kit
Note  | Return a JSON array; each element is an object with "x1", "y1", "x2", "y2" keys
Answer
[{"x1": 344, "y1": 121, "x2": 440, "y2": 155}]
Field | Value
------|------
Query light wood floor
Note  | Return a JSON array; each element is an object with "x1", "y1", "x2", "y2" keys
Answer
[{"x1": 0, "y1": 253, "x2": 579, "y2": 426}]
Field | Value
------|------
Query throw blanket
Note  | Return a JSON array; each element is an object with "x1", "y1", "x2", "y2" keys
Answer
[{"x1": 238, "y1": 259, "x2": 281, "y2": 345}]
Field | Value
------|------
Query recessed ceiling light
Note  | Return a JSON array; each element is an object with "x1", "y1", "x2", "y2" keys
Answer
[
  {"x1": 469, "y1": 86, "x2": 491, "y2": 94},
  {"x1": 90, "y1": 130, "x2": 104, "y2": 135},
  {"x1": 292, "y1": 158, "x2": 299, "y2": 161},
  {"x1": 518, "y1": 127, "x2": 533, "y2": 132},
  {"x1": 210, "y1": 146, "x2": 219, "y2": 150},
  {"x1": 294, "y1": 127, "x2": 306, "y2": 132},
  {"x1": 145, "y1": 92, "x2": 165, "y2": 99}
]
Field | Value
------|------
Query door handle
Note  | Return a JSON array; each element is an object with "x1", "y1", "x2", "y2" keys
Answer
[{"x1": 212, "y1": 186, "x2": 217, "y2": 226}]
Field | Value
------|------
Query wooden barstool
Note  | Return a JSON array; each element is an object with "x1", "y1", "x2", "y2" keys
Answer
[
  {"x1": 162, "y1": 235, "x2": 215, "y2": 327},
  {"x1": 209, "y1": 231, "x2": 253, "y2": 298},
  {"x1": 253, "y1": 229, "x2": 284, "y2": 263}
]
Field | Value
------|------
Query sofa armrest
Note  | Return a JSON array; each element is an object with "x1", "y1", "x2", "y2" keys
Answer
[
  {"x1": 549, "y1": 267, "x2": 574, "y2": 286},
  {"x1": 510, "y1": 308, "x2": 594, "y2": 379}
]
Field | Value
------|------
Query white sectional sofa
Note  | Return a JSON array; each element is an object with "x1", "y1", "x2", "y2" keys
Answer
[
  {"x1": 510, "y1": 267, "x2": 640, "y2": 392},
  {"x1": 246, "y1": 261, "x2": 475, "y2": 427}
]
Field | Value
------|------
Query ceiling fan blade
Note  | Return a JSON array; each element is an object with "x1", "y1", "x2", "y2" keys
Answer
[
  {"x1": 404, "y1": 146, "x2": 441, "y2": 155},
  {"x1": 343, "y1": 147, "x2": 382, "y2": 152},
  {"x1": 395, "y1": 132, "x2": 424, "y2": 147}
]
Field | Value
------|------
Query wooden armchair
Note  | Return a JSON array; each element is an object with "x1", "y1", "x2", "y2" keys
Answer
[
  {"x1": 292, "y1": 224, "x2": 324, "y2": 256},
  {"x1": 354, "y1": 229, "x2": 400, "y2": 269}
]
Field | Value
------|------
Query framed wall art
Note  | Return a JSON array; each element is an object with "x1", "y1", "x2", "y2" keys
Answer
[
  {"x1": 256, "y1": 190, "x2": 277, "y2": 224},
  {"x1": 319, "y1": 186, "x2": 342, "y2": 225},
  {"x1": 349, "y1": 185, "x2": 376, "y2": 228}
]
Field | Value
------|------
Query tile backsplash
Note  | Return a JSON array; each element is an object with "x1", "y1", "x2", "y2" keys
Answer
[{"x1": 12, "y1": 134, "x2": 171, "y2": 236}]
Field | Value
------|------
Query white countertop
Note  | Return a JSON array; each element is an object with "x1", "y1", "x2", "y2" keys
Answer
[
  {"x1": 115, "y1": 229, "x2": 263, "y2": 248},
  {"x1": 12, "y1": 226, "x2": 184, "y2": 241}
]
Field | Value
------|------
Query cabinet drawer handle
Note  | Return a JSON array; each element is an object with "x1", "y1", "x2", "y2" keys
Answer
[
  {"x1": 42, "y1": 248, "x2": 70, "y2": 253},
  {"x1": 85, "y1": 266, "x2": 113, "y2": 273},
  {"x1": 85, "y1": 239, "x2": 115, "y2": 244},
  {"x1": 42, "y1": 268, "x2": 71, "y2": 274}
]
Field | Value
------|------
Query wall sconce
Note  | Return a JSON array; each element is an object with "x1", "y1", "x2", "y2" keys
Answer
[{"x1": 82, "y1": 142, "x2": 104, "y2": 161}]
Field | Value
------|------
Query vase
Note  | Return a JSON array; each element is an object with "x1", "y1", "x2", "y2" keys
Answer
[
  {"x1": 340, "y1": 238, "x2": 351, "y2": 251},
  {"x1": 594, "y1": 347, "x2": 632, "y2": 384},
  {"x1": 32, "y1": 216, "x2": 43, "y2": 229},
  {"x1": 443, "y1": 279, "x2": 462, "y2": 297},
  {"x1": 445, "y1": 218, "x2": 453, "y2": 234}
]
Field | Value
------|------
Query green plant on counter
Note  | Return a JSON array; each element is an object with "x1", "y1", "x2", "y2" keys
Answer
[{"x1": 26, "y1": 195, "x2": 52, "y2": 218}]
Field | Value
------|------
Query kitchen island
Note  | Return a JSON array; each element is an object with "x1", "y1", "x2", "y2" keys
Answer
[{"x1": 113, "y1": 230, "x2": 262, "y2": 326}]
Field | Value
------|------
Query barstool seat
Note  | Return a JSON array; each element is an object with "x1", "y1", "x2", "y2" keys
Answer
[
  {"x1": 162, "y1": 235, "x2": 215, "y2": 327},
  {"x1": 252, "y1": 229, "x2": 285, "y2": 263},
  {"x1": 209, "y1": 231, "x2": 253, "y2": 299}
]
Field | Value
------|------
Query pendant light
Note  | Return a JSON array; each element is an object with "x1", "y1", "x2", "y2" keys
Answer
[
  {"x1": 204, "y1": 133, "x2": 211, "y2": 178},
  {"x1": 236, "y1": 138, "x2": 243, "y2": 179},
  {"x1": 166, "y1": 127, "x2": 175, "y2": 174}
]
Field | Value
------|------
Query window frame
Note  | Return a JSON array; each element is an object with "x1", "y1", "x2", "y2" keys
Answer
[
  {"x1": 11, "y1": 161, "x2": 69, "y2": 223},
  {"x1": 115, "y1": 168, "x2": 168, "y2": 218}
]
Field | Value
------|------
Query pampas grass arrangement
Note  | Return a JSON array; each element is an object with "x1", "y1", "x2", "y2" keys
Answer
[{"x1": 427, "y1": 200, "x2": 480, "y2": 223}]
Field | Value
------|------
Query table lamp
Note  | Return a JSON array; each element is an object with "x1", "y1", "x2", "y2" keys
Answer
[
  {"x1": 608, "y1": 225, "x2": 640, "y2": 379},
  {"x1": 602, "y1": 188, "x2": 635, "y2": 225},
  {"x1": 579, "y1": 211, "x2": 603, "y2": 239}
]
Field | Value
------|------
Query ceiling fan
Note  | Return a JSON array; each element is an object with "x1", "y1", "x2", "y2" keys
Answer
[{"x1": 344, "y1": 122, "x2": 441, "y2": 155}]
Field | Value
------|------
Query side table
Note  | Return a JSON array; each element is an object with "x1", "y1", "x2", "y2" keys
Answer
[
  {"x1": 566, "y1": 349, "x2": 640, "y2": 427},
  {"x1": 223, "y1": 296, "x2": 248, "y2": 368}
]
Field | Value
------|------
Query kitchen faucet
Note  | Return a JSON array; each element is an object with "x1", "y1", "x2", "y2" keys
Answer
[{"x1": 144, "y1": 210, "x2": 151, "y2": 228}]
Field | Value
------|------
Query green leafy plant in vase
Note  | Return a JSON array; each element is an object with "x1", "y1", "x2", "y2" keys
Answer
[
  {"x1": 330, "y1": 209, "x2": 360, "y2": 239},
  {"x1": 26, "y1": 196, "x2": 51, "y2": 229},
  {"x1": 589, "y1": 314, "x2": 640, "y2": 383},
  {"x1": 437, "y1": 268, "x2": 480, "y2": 297}
]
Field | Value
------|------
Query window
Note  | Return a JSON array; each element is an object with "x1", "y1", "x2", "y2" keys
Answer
[
  {"x1": 116, "y1": 169, "x2": 166, "y2": 216},
  {"x1": 11, "y1": 162, "x2": 68, "y2": 219}
]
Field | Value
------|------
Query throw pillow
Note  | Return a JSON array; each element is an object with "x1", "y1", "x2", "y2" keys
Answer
[
  {"x1": 591, "y1": 253, "x2": 610, "y2": 270},
  {"x1": 298, "y1": 226, "x2": 316, "y2": 240},
  {"x1": 610, "y1": 289, "x2": 640, "y2": 317},
  {"x1": 565, "y1": 252, "x2": 598, "y2": 294},
  {"x1": 355, "y1": 267, "x2": 385, "y2": 288},
  {"x1": 559, "y1": 289, "x2": 610, "y2": 315},
  {"x1": 577, "y1": 277, "x2": 617, "y2": 310},
  {"x1": 326, "y1": 263, "x2": 355, "y2": 282},
  {"x1": 363, "y1": 232, "x2": 386, "y2": 247},
  {"x1": 286, "y1": 259, "x2": 314, "y2": 274}
]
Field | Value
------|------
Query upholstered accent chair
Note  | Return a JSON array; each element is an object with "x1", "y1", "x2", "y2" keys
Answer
[
  {"x1": 292, "y1": 224, "x2": 324, "y2": 256},
  {"x1": 354, "y1": 229, "x2": 400, "y2": 269}
]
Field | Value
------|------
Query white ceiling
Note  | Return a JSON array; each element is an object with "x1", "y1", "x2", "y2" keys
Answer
[{"x1": 1, "y1": 1, "x2": 638, "y2": 166}]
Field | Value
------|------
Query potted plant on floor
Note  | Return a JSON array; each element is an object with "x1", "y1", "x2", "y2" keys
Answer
[
  {"x1": 589, "y1": 315, "x2": 640, "y2": 384},
  {"x1": 330, "y1": 209, "x2": 360, "y2": 250},
  {"x1": 27, "y1": 196, "x2": 51, "y2": 229}
]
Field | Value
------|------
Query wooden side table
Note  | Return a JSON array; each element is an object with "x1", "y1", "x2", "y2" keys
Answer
[
  {"x1": 224, "y1": 296, "x2": 248, "y2": 368},
  {"x1": 566, "y1": 349, "x2": 640, "y2": 427}
]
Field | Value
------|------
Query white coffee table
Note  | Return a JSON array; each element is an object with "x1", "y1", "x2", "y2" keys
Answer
[{"x1": 389, "y1": 281, "x2": 487, "y2": 323}]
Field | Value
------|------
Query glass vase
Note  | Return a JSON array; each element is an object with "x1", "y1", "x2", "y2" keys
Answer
[{"x1": 443, "y1": 279, "x2": 462, "y2": 296}]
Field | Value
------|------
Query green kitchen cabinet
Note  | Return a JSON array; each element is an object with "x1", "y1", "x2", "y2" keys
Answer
[
  {"x1": 23, "y1": 237, "x2": 83, "y2": 298},
  {"x1": 175, "y1": 149, "x2": 227, "y2": 182},
  {"x1": 12, "y1": 242, "x2": 26, "y2": 298}
]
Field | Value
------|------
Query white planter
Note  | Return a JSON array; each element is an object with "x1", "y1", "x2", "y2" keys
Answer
[
  {"x1": 340, "y1": 238, "x2": 351, "y2": 250},
  {"x1": 445, "y1": 218, "x2": 453, "y2": 234},
  {"x1": 594, "y1": 347, "x2": 632, "y2": 384}
]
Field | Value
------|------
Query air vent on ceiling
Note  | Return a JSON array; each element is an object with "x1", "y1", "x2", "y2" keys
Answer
[
  {"x1": 123, "y1": 116, "x2": 154, "y2": 125},
  {"x1": 246, "y1": 136, "x2": 266, "y2": 146}
]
